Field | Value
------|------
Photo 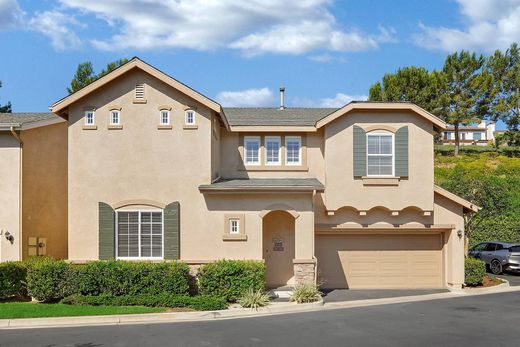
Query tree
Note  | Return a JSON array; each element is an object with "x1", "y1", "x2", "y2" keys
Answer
[
  {"x1": 438, "y1": 51, "x2": 488, "y2": 155},
  {"x1": 0, "y1": 80, "x2": 12, "y2": 113},
  {"x1": 68, "y1": 58, "x2": 129, "y2": 94},
  {"x1": 368, "y1": 66, "x2": 443, "y2": 113}
]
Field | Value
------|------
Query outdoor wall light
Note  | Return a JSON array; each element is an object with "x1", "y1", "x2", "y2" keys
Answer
[
  {"x1": 457, "y1": 229, "x2": 463, "y2": 239},
  {"x1": 4, "y1": 231, "x2": 14, "y2": 244}
]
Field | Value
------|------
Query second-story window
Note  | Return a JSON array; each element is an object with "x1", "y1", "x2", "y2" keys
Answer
[
  {"x1": 229, "y1": 219, "x2": 240, "y2": 234},
  {"x1": 85, "y1": 111, "x2": 95, "y2": 125},
  {"x1": 160, "y1": 110, "x2": 170, "y2": 125},
  {"x1": 265, "y1": 136, "x2": 281, "y2": 165},
  {"x1": 367, "y1": 132, "x2": 394, "y2": 176},
  {"x1": 244, "y1": 136, "x2": 260, "y2": 165},
  {"x1": 110, "y1": 110, "x2": 121, "y2": 125},
  {"x1": 185, "y1": 110, "x2": 195, "y2": 125},
  {"x1": 285, "y1": 136, "x2": 301, "y2": 165}
]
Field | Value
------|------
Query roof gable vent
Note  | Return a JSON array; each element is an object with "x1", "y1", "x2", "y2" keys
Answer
[{"x1": 133, "y1": 83, "x2": 147, "y2": 104}]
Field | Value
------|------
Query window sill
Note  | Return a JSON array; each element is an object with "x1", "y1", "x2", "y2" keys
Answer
[
  {"x1": 240, "y1": 165, "x2": 308, "y2": 172},
  {"x1": 108, "y1": 125, "x2": 123, "y2": 130},
  {"x1": 157, "y1": 124, "x2": 173, "y2": 130},
  {"x1": 222, "y1": 234, "x2": 247, "y2": 241},
  {"x1": 82, "y1": 125, "x2": 97, "y2": 130},
  {"x1": 183, "y1": 124, "x2": 198, "y2": 130},
  {"x1": 133, "y1": 99, "x2": 147, "y2": 104},
  {"x1": 362, "y1": 177, "x2": 400, "y2": 186}
]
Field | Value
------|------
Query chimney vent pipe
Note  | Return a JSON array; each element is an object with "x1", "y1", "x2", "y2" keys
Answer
[{"x1": 279, "y1": 87, "x2": 285, "y2": 110}]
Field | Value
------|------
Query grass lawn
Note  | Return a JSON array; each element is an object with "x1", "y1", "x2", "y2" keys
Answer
[{"x1": 0, "y1": 302, "x2": 166, "y2": 319}]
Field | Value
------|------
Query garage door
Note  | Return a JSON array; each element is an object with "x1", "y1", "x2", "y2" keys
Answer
[{"x1": 316, "y1": 233, "x2": 443, "y2": 289}]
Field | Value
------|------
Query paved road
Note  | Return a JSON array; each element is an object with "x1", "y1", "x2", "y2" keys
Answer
[
  {"x1": 496, "y1": 271, "x2": 520, "y2": 286},
  {"x1": 2, "y1": 291, "x2": 520, "y2": 347}
]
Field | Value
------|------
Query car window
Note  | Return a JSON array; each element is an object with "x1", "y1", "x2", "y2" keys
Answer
[
  {"x1": 495, "y1": 244, "x2": 504, "y2": 251},
  {"x1": 472, "y1": 243, "x2": 487, "y2": 251},
  {"x1": 509, "y1": 246, "x2": 520, "y2": 253},
  {"x1": 484, "y1": 243, "x2": 497, "y2": 252}
]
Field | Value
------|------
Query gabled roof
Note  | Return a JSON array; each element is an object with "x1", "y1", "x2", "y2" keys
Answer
[
  {"x1": 316, "y1": 101, "x2": 447, "y2": 130},
  {"x1": 0, "y1": 112, "x2": 63, "y2": 130},
  {"x1": 434, "y1": 185, "x2": 481, "y2": 213},
  {"x1": 223, "y1": 107, "x2": 336, "y2": 127},
  {"x1": 50, "y1": 57, "x2": 227, "y2": 128}
]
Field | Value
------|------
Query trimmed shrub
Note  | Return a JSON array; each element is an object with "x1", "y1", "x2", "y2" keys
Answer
[
  {"x1": 238, "y1": 288, "x2": 270, "y2": 309},
  {"x1": 465, "y1": 257, "x2": 486, "y2": 286},
  {"x1": 290, "y1": 283, "x2": 322, "y2": 304},
  {"x1": 25, "y1": 257, "x2": 71, "y2": 302},
  {"x1": 61, "y1": 294, "x2": 228, "y2": 311},
  {"x1": 198, "y1": 260, "x2": 265, "y2": 302},
  {"x1": 0, "y1": 261, "x2": 27, "y2": 299}
]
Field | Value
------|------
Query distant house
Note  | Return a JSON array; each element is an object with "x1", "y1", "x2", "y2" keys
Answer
[{"x1": 442, "y1": 120, "x2": 495, "y2": 145}]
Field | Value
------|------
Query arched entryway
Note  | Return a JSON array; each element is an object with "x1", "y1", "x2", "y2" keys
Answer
[{"x1": 262, "y1": 210, "x2": 295, "y2": 288}]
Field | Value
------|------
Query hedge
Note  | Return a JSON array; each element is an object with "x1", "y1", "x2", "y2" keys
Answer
[
  {"x1": 198, "y1": 260, "x2": 265, "y2": 302},
  {"x1": 434, "y1": 145, "x2": 520, "y2": 157},
  {"x1": 0, "y1": 261, "x2": 27, "y2": 299},
  {"x1": 465, "y1": 257, "x2": 486, "y2": 286},
  {"x1": 61, "y1": 294, "x2": 228, "y2": 311},
  {"x1": 25, "y1": 257, "x2": 72, "y2": 302}
]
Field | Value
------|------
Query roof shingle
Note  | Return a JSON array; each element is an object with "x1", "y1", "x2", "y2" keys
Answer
[
  {"x1": 223, "y1": 108, "x2": 336, "y2": 126},
  {"x1": 0, "y1": 112, "x2": 58, "y2": 126}
]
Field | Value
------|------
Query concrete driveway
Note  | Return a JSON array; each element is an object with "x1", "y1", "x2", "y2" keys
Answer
[
  {"x1": 322, "y1": 288, "x2": 448, "y2": 302},
  {"x1": 2, "y1": 291, "x2": 520, "y2": 347},
  {"x1": 494, "y1": 271, "x2": 520, "y2": 286}
]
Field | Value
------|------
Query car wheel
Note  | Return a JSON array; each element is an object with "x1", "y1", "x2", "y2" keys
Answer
[{"x1": 490, "y1": 259, "x2": 503, "y2": 275}]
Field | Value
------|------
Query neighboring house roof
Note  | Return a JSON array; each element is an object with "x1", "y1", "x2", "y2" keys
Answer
[
  {"x1": 434, "y1": 185, "x2": 481, "y2": 213},
  {"x1": 223, "y1": 108, "x2": 337, "y2": 127},
  {"x1": 446, "y1": 126, "x2": 486, "y2": 131},
  {"x1": 50, "y1": 57, "x2": 227, "y2": 128},
  {"x1": 316, "y1": 102, "x2": 447, "y2": 130},
  {"x1": 199, "y1": 178, "x2": 325, "y2": 192},
  {"x1": 0, "y1": 112, "x2": 63, "y2": 130}
]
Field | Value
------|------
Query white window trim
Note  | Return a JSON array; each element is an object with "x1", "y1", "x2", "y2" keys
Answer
[
  {"x1": 285, "y1": 136, "x2": 302, "y2": 166},
  {"x1": 185, "y1": 110, "x2": 196, "y2": 125},
  {"x1": 229, "y1": 219, "x2": 240, "y2": 234},
  {"x1": 160, "y1": 110, "x2": 170, "y2": 125},
  {"x1": 265, "y1": 136, "x2": 281, "y2": 166},
  {"x1": 366, "y1": 132, "x2": 395, "y2": 177},
  {"x1": 110, "y1": 110, "x2": 121, "y2": 125},
  {"x1": 115, "y1": 210, "x2": 164, "y2": 260},
  {"x1": 84, "y1": 111, "x2": 95, "y2": 125},
  {"x1": 244, "y1": 136, "x2": 261, "y2": 166}
]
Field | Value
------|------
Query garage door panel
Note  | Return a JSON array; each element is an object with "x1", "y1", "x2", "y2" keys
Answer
[{"x1": 316, "y1": 233, "x2": 443, "y2": 289}]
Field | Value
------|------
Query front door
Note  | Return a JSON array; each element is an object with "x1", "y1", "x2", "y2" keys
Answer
[{"x1": 262, "y1": 211, "x2": 295, "y2": 288}]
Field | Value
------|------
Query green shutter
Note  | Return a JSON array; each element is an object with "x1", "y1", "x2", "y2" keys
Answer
[
  {"x1": 99, "y1": 202, "x2": 115, "y2": 260},
  {"x1": 353, "y1": 125, "x2": 367, "y2": 177},
  {"x1": 164, "y1": 202, "x2": 180, "y2": 260},
  {"x1": 395, "y1": 126, "x2": 409, "y2": 177}
]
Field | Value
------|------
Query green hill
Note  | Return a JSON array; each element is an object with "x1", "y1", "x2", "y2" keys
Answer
[{"x1": 434, "y1": 150, "x2": 520, "y2": 247}]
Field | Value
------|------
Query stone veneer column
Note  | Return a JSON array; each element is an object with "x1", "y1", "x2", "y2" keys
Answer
[{"x1": 293, "y1": 259, "x2": 316, "y2": 285}]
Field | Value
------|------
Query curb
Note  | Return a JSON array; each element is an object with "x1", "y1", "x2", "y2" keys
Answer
[{"x1": 1, "y1": 286, "x2": 519, "y2": 330}]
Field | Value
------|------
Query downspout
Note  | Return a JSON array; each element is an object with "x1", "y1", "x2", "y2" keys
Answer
[
  {"x1": 312, "y1": 189, "x2": 318, "y2": 285},
  {"x1": 10, "y1": 127, "x2": 23, "y2": 260}
]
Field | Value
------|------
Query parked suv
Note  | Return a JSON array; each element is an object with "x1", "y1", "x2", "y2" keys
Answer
[{"x1": 468, "y1": 242, "x2": 520, "y2": 275}]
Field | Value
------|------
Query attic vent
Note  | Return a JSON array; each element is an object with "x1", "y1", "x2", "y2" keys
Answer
[{"x1": 135, "y1": 83, "x2": 145, "y2": 99}]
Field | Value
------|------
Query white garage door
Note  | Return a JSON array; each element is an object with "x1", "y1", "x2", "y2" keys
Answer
[{"x1": 316, "y1": 233, "x2": 443, "y2": 289}]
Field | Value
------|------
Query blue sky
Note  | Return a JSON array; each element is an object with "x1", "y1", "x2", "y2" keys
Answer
[{"x1": 0, "y1": 0, "x2": 519, "y2": 130}]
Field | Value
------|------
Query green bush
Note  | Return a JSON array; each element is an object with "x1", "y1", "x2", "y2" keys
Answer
[
  {"x1": 198, "y1": 260, "x2": 265, "y2": 302},
  {"x1": 434, "y1": 145, "x2": 520, "y2": 158},
  {"x1": 61, "y1": 294, "x2": 227, "y2": 311},
  {"x1": 25, "y1": 257, "x2": 71, "y2": 302},
  {"x1": 77, "y1": 260, "x2": 190, "y2": 296},
  {"x1": 0, "y1": 261, "x2": 27, "y2": 299},
  {"x1": 238, "y1": 288, "x2": 270, "y2": 309},
  {"x1": 465, "y1": 257, "x2": 486, "y2": 286},
  {"x1": 290, "y1": 282, "x2": 322, "y2": 304}
]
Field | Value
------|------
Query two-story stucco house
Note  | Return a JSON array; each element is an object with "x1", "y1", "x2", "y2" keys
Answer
[{"x1": 0, "y1": 58, "x2": 479, "y2": 290}]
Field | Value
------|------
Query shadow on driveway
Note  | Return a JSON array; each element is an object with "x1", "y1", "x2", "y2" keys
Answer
[{"x1": 322, "y1": 289, "x2": 449, "y2": 303}]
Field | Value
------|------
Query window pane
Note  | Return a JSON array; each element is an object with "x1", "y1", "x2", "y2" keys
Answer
[
  {"x1": 265, "y1": 137, "x2": 280, "y2": 164},
  {"x1": 380, "y1": 136, "x2": 392, "y2": 154},
  {"x1": 245, "y1": 138, "x2": 260, "y2": 164},
  {"x1": 367, "y1": 136, "x2": 379, "y2": 154},
  {"x1": 367, "y1": 135, "x2": 392, "y2": 154},
  {"x1": 286, "y1": 138, "x2": 301, "y2": 164},
  {"x1": 152, "y1": 212, "x2": 162, "y2": 223}
]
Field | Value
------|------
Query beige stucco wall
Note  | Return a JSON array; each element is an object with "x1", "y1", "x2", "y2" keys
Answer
[
  {"x1": 0, "y1": 132, "x2": 21, "y2": 261},
  {"x1": 21, "y1": 122, "x2": 68, "y2": 259},
  {"x1": 323, "y1": 110, "x2": 434, "y2": 212}
]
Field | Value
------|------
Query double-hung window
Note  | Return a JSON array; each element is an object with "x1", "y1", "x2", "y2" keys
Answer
[
  {"x1": 229, "y1": 219, "x2": 240, "y2": 234},
  {"x1": 265, "y1": 136, "x2": 281, "y2": 165},
  {"x1": 110, "y1": 110, "x2": 121, "y2": 125},
  {"x1": 285, "y1": 136, "x2": 301, "y2": 165},
  {"x1": 117, "y1": 211, "x2": 163, "y2": 259},
  {"x1": 367, "y1": 132, "x2": 394, "y2": 176},
  {"x1": 185, "y1": 110, "x2": 195, "y2": 125},
  {"x1": 160, "y1": 110, "x2": 170, "y2": 125},
  {"x1": 244, "y1": 136, "x2": 260, "y2": 165},
  {"x1": 85, "y1": 111, "x2": 95, "y2": 125}
]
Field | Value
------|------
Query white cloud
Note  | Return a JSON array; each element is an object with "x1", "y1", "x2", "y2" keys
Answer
[
  {"x1": 216, "y1": 87, "x2": 276, "y2": 107},
  {"x1": 29, "y1": 11, "x2": 82, "y2": 50},
  {"x1": 415, "y1": 0, "x2": 520, "y2": 52},
  {"x1": 41, "y1": 0, "x2": 396, "y2": 55},
  {"x1": 293, "y1": 93, "x2": 367, "y2": 108},
  {"x1": 0, "y1": 0, "x2": 24, "y2": 30}
]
